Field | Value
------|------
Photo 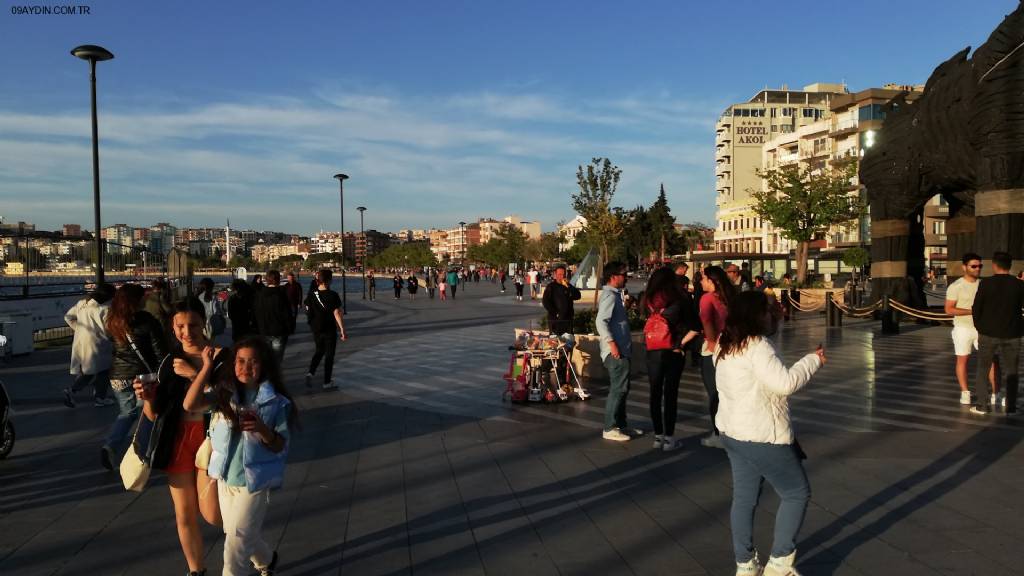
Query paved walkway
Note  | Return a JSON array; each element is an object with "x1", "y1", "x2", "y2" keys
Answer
[{"x1": 1, "y1": 285, "x2": 1022, "y2": 575}]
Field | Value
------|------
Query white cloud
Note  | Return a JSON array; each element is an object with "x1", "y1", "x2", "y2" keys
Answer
[{"x1": 0, "y1": 88, "x2": 718, "y2": 233}]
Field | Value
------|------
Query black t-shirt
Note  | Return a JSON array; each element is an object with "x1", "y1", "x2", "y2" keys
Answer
[{"x1": 306, "y1": 288, "x2": 342, "y2": 333}]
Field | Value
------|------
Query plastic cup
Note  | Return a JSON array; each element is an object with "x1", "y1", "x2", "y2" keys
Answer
[{"x1": 138, "y1": 373, "x2": 158, "y2": 393}]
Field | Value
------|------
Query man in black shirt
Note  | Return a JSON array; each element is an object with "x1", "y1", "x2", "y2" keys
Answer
[
  {"x1": 971, "y1": 252, "x2": 1023, "y2": 415},
  {"x1": 254, "y1": 270, "x2": 294, "y2": 363},
  {"x1": 542, "y1": 264, "x2": 582, "y2": 335},
  {"x1": 304, "y1": 268, "x2": 347, "y2": 390}
]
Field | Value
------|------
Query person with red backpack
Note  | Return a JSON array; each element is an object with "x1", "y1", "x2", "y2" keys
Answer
[{"x1": 642, "y1": 267, "x2": 701, "y2": 452}]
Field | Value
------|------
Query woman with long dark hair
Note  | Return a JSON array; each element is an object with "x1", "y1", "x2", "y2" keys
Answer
[
  {"x1": 134, "y1": 298, "x2": 230, "y2": 576},
  {"x1": 697, "y1": 265, "x2": 737, "y2": 449},
  {"x1": 103, "y1": 283, "x2": 167, "y2": 470},
  {"x1": 197, "y1": 277, "x2": 224, "y2": 341},
  {"x1": 715, "y1": 291, "x2": 825, "y2": 576},
  {"x1": 641, "y1": 267, "x2": 701, "y2": 452},
  {"x1": 184, "y1": 336, "x2": 297, "y2": 576}
]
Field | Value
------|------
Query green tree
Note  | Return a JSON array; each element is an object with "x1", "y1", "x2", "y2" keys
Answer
[
  {"x1": 617, "y1": 205, "x2": 653, "y2": 269},
  {"x1": 750, "y1": 159, "x2": 863, "y2": 285},
  {"x1": 841, "y1": 246, "x2": 870, "y2": 283},
  {"x1": 647, "y1": 183, "x2": 679, "y2": 261},
  {"x1": 526, "y1": 232, "x2": 564, "y2": 263},
  {"x1": 572, "y1": 157, "x2": 623, "y2": 281},
  {"x1": 304, "y1": 252, "x2": 345, "y2": 271},
  {"x1": 269, "y1": 254, "x2": 304, "y2": 272},
  {"x1": 367, "y1": 242, "x2": 435, "y2": 270}
]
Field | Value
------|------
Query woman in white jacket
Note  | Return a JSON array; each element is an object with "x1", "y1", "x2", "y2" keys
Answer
[
  {"x1": 63, "y1": 284, "x2": 116, "y2": 407},
  {"x1": 714, "y1": 291, "x2": 825, "y2": 576}
]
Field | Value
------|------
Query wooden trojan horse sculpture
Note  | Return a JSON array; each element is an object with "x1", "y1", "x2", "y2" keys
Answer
[{"x1": 860, "y1": 1, "x2": 1024, "y2": 322}]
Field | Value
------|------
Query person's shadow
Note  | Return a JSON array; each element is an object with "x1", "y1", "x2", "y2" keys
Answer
[{"x1": 799, "y1": 427, "x2": 1022, "y2": 573}]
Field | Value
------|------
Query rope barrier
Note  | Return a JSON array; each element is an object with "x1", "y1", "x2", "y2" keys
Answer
[
  {"x1": 888, "y1": 299, "x2": 953, "y2": 321},
  {"x1": 785, "y1": 293, "x2": 825, "y2": 312},
  {"x1": 830, "y1": 296, "x2": 883, "y2": 318}
]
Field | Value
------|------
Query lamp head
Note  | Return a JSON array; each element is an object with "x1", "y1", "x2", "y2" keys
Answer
[
  {"x1": 459, "y1": 221, "x2": 466, "y2": 226},
  {"x1": 71, "y1": 45, "x2": 114, "y2": 62},
  {"x1": 357, "y1": 206, "x2": 366, "y2": 212},
  {"x1": 334, "y1": 173, "x2": 349, "y2": 181}
]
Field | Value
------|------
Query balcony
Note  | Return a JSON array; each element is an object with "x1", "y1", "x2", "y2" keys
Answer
[
  {"x1": 924, "y1": 233, "x2": 948, "y2": 246},
  {"x1": 830, "y1": 119, "x2": 858, "y2": 137},
  {"x1": 924, "y1": 204, "x2": 950, "y2": 219}
]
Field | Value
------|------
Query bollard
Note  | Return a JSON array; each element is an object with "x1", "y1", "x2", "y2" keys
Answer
[
  {"x1": 881, "y1": 294, "x2": 899, "y2": 334},
  {"x1": 826, "y1": 291, "x2": 842, "y2": 327}
]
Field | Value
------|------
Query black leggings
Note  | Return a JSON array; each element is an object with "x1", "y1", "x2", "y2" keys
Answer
[
  {"x1": 647, "y1": 350, "x2": 684, "y2": 436},
  {"x1": 701, "y1": 354, "x2": 719, "y2": 435},
  {"x1": 308, "y1": 331, "x2": 338, "y2": 384}
]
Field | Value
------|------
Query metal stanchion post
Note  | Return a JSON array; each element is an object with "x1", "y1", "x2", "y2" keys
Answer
[{"x1": 881, "y1": 294, "x2": 899, "y2": 334}]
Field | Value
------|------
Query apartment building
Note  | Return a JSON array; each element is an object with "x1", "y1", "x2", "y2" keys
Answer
[
  {"x1": 557, "y1": 215, "x2": 588, "y2": 252},
  {"x1": 714, "y1": 83, "x2": 847, "y2": 253}
]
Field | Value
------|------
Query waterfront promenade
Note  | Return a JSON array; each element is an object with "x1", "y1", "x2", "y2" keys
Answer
[{"x1": 1, "y1": 285, "x2": 1022, "y2": 576}]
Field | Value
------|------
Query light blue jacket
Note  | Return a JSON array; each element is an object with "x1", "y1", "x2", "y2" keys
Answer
[
  {"x1": 208, "y1": 381, "x2": 290, "y2": 492},
  {"x1": 596, "y1": 285, "x2": 631, "y2": 361}
]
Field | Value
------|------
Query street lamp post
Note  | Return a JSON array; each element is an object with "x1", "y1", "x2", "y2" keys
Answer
[
  {"x1": 459, "y1": 221, "x2": 466, "y2": 263},
  {"x1": 334, "y1": 173, "x2": 349, "y2": 312},
  {"x1": 357, "y1": 206, "x2": 367, "y2": 300},
  {"x1": 71, "y1": 44, "x2": 114, "y2": 284}
]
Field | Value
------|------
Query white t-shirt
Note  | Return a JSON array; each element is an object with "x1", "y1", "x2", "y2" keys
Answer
[
  {"x1": 945, "y1": 277, "x2": 979, "y2": 329},
  {"x1": 528, "y1": 271, "x2": 538, "y2": 284}
]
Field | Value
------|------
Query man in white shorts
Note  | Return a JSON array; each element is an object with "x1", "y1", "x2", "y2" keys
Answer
[{"x1": 945, "y1": 252, "x2": 996, "y2": 405}]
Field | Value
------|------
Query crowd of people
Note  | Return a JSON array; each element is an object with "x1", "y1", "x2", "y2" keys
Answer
[
  {"x1": 57, "y1": 250, "x2": 1021, "y2": 576},
  {"x1": 60, "y1": 269, "x2": 342, "y2": 576}
]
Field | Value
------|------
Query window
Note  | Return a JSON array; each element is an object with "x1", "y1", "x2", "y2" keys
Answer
[
  {"x1": 770, "y1": 107, "x2": 777, "y2": 118},
  {"x1": 858, "y1": 104, "x2": 885, "y2": 122},
  {"x1": 780, "y1": 125, "x2": 794, "y2": 133},
  {"x1": 772, "y1": 125, "x2": 778, "y2": 132},
  {"x1": 782, "y1": 107, "x2": 794, "y2": 117},
  {"x1": 802, "y1": 108, "x2": 816, "y2": 118},
  {"x1": 741, "y1": 109, "x2": 750, "y2": 117}
]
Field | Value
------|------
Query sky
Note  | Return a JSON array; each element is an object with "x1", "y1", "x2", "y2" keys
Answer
[{"x1": 0, "y1": 0, "x2": 1017, "y2": 236}]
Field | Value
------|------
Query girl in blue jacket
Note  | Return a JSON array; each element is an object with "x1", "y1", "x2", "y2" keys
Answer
[{"x1": 184, "y1": 336, "x2": 297, "y2": 576}]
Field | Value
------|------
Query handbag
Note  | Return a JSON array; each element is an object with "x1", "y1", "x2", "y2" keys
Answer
[
  {"x1": 194, "y1": 412, "x2": 219, "y2": 469},
  {"x1": 120, "y1": 416, "x2": 153, "y2": 492}
]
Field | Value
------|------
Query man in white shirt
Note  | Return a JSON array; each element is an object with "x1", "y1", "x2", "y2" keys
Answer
[
  {"x1": 527, "y1": 268, "x2": 540, "y2": 299},
  {"x1": 945, "y1": 252, "x2": 996, "y2": 405}
]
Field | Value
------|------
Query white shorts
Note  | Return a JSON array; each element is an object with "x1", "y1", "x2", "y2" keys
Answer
[{"x1": 951, "y1": 326, "x2": 979, "y2": 356}]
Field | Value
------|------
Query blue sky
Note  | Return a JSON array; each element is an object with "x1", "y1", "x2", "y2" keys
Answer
[{"x1": 0, "y1": 0, "x2": 1016, "y2": 235}]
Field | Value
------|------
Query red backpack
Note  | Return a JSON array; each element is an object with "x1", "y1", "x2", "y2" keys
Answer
[{"x1": 644, "y1": 308, "x2": 673, "y2": 350}]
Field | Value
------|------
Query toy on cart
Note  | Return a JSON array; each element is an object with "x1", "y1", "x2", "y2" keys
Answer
[{"x1": 503, "y1": 329, "x2": 589, "y2": 403}]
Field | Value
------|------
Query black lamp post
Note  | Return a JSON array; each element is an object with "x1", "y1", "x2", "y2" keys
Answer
[
  {"x1": 334, "y1": 173, "x2": 348, "y2": 312},
  {"x1": 71, "y1": 44, "x2": 114, "y2": 284},
  {"x1": 357, "y1": 206, "x2": 367, "y2": 300},
  {"x1": 459, "y1": 221, "x2": 467, "y2": 262}
]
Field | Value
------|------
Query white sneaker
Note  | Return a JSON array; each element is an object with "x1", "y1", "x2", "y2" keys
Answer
[
  {"x1": 602, "y1": 429, "x2": 630, "y2": 442},
  {"x1": 763, "y1": 551, "x2": 801, "y2": 576},
  {"x1": 652, "y1": 435, "x2": 664, "y2": 449},
  {"x1": 991, "y1": 393, "x2": 1005, "y2": 410},
  {"x1": 700, "y1": 434, "x2": 725, "y2": 449},
  {"x1": 735, "y1": 551, "x2": 763, "y2": 576},
  {"x1": 959, "y1": 390, "x2": 972, "y2": 405},
  {"x1": 662, "y1": 436, "x2": 683, "y2": 452},
  {"x1": 621, "y1": 428, "x2": 645, "y2": 438},
  {"x1": 322, "y1": 380, "x2": 338, "y2": 390}
]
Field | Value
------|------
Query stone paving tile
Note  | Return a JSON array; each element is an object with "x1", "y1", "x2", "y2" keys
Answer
[{"x1": 2, "y1": 293, "x2": 1023, "y2": 575}]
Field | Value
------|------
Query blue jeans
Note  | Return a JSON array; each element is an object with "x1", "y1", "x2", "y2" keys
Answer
[
  {"x1": 104, "y1": 385, "x2": 140, "y2": 452},
  {"x1": 602, "y1": 355, "x2": 631, "y2": 431},
  {"x1": 72, "y1": 369, "x2": 111, "y2": 400},
  {"x1": 701, "y1": 355, "x2": 719, "y2": 435},
  {"x1": 722, "y1": 435, "x2": 810, "y2": 562}
]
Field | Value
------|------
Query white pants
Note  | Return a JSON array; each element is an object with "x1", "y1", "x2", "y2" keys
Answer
[{"x1": 218, "y1": 483, "x2": 273, "y2": 576}]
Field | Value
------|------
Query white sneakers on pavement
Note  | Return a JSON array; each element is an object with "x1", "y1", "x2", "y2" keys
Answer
[
  {"x1": 652, "y1": 435, "x2": 664, "y2": 449},
  {"x1": 701, "y1": 434, "x2": 725, "y2": 449},
  {"x1": 763, "y1": 551, "x2": 801, "y2": 576},
  {"x1": 959, "y1": 390, "x2": 972, "y2": 405},
  {"x1": 662, "y1": 436, "x2": 684, "y2": 452},
  {"x1": 602, "y1": 429, "x2": 630, "y2": 442},
  {"x1": 735, "y1": 551, "x2": 762, "y2": 576}
]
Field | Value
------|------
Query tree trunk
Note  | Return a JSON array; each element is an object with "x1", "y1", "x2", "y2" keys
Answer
[{"x1": 796, "y1": 241, "x2": 809, "y2": 286}]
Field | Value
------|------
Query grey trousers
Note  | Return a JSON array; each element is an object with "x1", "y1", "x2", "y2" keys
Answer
[{"x1": 976, "y1": 334, "x2": 1020, "y2": 411}]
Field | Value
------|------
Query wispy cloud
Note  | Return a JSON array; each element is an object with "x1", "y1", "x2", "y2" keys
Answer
[{"x1": 0, "y1": 88, "x2": 717, "y2": 233}]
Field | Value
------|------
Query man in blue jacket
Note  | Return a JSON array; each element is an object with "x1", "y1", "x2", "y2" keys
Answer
[{"x1": 597, "y1": 262, "x2": 640, "y2": 441}]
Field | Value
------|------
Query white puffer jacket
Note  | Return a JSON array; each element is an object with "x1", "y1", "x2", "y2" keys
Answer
[
  {"x1": 714, "y1": 336, "x2": 821, "y2": 445},
  {"x1": 65, "y1": 298, "x2": 112, "y2": 376}
]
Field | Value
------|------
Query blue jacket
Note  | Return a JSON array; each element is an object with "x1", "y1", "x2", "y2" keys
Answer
[
  {"x1": 596, "y1": 285, "x2": 632, "y2": 361},
  {"x1": 208, "y1": 381, "x2": 290, "y2": 492}
]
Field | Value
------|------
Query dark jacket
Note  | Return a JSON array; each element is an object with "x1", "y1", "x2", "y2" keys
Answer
[
  {"x1": 254, "y1": 285, "x2": 294, "y2": 337},
  {"x1": 227, "y1": 291, "x2": 255, "y2": 341},
  {"x1": 147, "y1": 347, "x2": 232, "y2": 471},
  {"x1": 110, "y1": 310, "x2": 168, "y2": 380},
  {"x1": 543, "y1": 280, "x2": 582, "y2": 333},
  {"x1": 973, "y1": 274, "x2": 1024, "y2": 338}
]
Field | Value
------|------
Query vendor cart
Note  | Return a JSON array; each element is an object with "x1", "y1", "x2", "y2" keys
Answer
[{"x1": 503, "y1": 329, "x2": 589, "y2": 403}]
